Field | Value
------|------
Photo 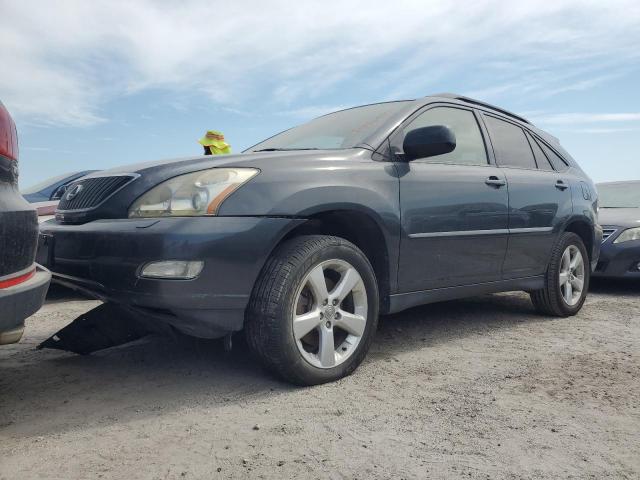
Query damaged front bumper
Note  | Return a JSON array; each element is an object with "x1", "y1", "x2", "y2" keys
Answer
[{"x1": 38, "y1": 216, "x2": 303, "y2": 339}]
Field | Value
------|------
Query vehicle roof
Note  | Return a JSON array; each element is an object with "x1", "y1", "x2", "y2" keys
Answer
[
  {"x1": 429, "y1": 93, "x2": 531, "y2": 124},
  {"x1": 328, "y1": 94, "x2": 533, "y2": 126},
  {"x1": 355, "y1": 93, "x2": 567, "y2": 160},
  {"x1": 248, "y1": 94, "x2": 573, "y2": 168},
  {"x1": 423, "y1": 93, "x2": 563, "y2": 146}
]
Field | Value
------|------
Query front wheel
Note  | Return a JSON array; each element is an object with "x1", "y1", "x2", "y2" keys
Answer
[
  {"x1": 530, "y1": 232, "x2": 590, "y2": 317},
  {"x1": 245, "y1": 235, "x2": 379, "y2": 385}
]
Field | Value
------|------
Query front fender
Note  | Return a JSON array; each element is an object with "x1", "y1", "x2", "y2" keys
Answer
[
  {"x1": 219, "y1": 158, "x2": 401, "y2": 290},
  {"x1": 219, "y1": 161, "x2": 399, "y2": 217}
]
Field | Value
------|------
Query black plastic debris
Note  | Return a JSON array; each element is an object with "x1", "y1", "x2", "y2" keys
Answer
[{"x1": 37, "y1": 302, "x2": 150, "y2": 355}]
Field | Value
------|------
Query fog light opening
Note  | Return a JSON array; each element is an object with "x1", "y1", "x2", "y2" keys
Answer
[{"x1": 140, "y1": 260, "x2": 204, "y2": 279}]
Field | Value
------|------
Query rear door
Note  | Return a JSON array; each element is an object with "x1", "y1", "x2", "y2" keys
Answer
[
  {"x1": 481, "y1": 114, "x2": 572, "y2": 279},
  {"x1": 394, "y1": 105, "x2": 509, "y2": 292}
]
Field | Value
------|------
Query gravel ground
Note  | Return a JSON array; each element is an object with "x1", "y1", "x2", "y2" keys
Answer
[{"x1": 1, "y1": 280, "x2": 638, "y2": 479}]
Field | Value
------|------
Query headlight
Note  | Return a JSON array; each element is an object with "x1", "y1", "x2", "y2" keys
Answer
[
  {"x1": 614, "y1": 227, "x2": 640, "y2": 244},
  {"x1": 129, "y1": 168, "x2": 258, "y2": 218}
]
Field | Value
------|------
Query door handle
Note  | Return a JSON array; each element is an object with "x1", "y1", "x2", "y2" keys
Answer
[
  {"x1": 555, "y1": 180, "x2": 569, "y2": 191},
  {"x1": 485, "y1": 176, "x2": 506, "y2": 187}
]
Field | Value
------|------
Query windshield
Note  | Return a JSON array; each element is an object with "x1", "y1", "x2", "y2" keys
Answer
[
  {"x1": 248, "y1": 101, "x2": 411, "y2": 152},
  {"x1": 598, "y1": 182, "x2": 640, "y2": 208},
  {"x1": 22, "y1": 170, "x2": 95, "y2": 195},
  {"x1": 22, "y1": 172, "x2": 78, "y2": 195}
]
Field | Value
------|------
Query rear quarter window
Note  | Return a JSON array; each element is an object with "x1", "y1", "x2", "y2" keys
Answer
[
  {"x1": 483, "y1": 115, "x2": 536, "y2": 169},
  {"x1": 534, "y1": 137, "x2": 570, "y2": 172},
  {"x1": 525, "y1": 132, "x2": 555, "y2": 171}
]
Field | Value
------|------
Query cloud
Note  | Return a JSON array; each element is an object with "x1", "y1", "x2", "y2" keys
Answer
[
  {"x1": 533, "y1": 113, "x2": 640, "y2": 125},
  {"x1": 562, "y1": 127, "x2": 640, "y2": 134},
  {"x1": 467, "y1": 72, "x2": 624, "y2": 102},
  {"x1": 1, "y1": 0, "x2": 639, "y2": 126},
  {"x1": 276, "y1": 105, "x2": 350, "y2": 119},
  {"x1": 530, "y1": 110, "x2": 640, "y2": 135}
]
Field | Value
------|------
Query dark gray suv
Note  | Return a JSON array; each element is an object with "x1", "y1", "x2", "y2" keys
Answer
[{"x1": 39, "y1": 93, "x2": 601, "y2": 385}]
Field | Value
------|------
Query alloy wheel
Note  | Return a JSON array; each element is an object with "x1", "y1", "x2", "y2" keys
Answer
[
  {"x1": 559, "y1": 245, "x2": 585, "y2": 306},
  {"x1": 292, "y1": 259, "x2": 368, "y2": 369}
]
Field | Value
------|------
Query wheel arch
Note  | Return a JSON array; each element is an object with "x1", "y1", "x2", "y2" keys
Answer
[
  {"x1": 279, "y1": 208, "x2": 394, "y2": 314},
  {"x1": 563, "y1": 217, "x2": 595, "y2": 262}
]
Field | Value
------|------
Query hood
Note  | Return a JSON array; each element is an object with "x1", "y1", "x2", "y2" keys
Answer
[
  {"x1": 598, "y1": 207, "x2": 640, "y2": 228},
  {"x1": 55, "y1": 148, "x2": 371, "y2": 224},
  {"x1": 84, "y1": 149, "x2": 365, "y2": 182}
]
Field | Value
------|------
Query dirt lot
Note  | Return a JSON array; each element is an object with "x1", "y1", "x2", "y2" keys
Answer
[{"x1": 1, "y1": 280, "x2": 638, "y2": 479}]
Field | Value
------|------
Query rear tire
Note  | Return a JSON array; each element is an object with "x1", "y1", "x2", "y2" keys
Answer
[
  {"x1": 530, "y1": 232, "x2": 590, "y2": 317},
  {"x1": 245, "y1": 235, "x2": 379, "y2": 385}
]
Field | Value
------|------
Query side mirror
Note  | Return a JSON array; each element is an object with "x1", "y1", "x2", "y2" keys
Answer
[{"x1": 403, "y1": 125, "x2": 456, "y2": 161}]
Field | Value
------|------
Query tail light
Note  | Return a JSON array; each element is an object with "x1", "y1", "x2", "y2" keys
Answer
[
  {"x1": 0, "y1": 268, "x2": 36, "y2": 289},
  {"x1": 0, "y1": 101, "x2": 19, "y2": 184}
]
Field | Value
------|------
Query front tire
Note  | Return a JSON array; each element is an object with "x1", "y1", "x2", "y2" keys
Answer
[
  {"x1": 530, "y1": 232, "x2": 590, "y2": 317},
  {"x1": 245, "y1": 235, "x2": 379, "y2": 385}
]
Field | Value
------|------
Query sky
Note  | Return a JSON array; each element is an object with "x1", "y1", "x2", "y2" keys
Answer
[{"x1": 1, "y1": 0, "x2": 639, "y2": 189}]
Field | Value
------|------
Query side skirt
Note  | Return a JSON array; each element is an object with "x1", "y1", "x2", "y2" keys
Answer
[{"x1": 388, "y1": 276, "x2": 544, "y2": 314}]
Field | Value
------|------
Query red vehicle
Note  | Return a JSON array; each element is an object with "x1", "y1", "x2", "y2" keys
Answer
[{"x1": 0, "y1": 101, "x2": 50, "y2": 345}]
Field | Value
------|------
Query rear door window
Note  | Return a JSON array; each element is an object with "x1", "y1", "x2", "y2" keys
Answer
[{"x1": 484, "y1": 115, "x2": 536, "y2": 169}]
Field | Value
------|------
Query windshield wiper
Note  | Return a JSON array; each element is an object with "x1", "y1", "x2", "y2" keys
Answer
[{"x1": 252, "y1": 148, "x2": 322, "y2": 152}]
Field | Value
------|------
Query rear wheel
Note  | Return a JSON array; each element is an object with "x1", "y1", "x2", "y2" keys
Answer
[
  {"x1": 245, "y1": 235, "x2": 379, "y2": 385},
  {"x1": 530, "y1": 232, "x2": 589, "y2": 316}
]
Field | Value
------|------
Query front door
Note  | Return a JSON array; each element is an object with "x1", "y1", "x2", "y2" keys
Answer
[{"x1": 393, "y1": 105, "x2": 509, "y2": 292}]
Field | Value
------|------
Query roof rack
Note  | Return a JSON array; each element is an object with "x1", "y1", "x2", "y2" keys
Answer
[{"x1": 432, "y1": 93, "x2": 531, "y2": 125}]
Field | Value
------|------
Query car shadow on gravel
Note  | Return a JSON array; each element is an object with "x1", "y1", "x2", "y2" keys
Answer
[
  {"x1": 371, "y1": 292, "x2": 553, "y2": 357},
  {"x1": 589, "y1": 277, "x2": 639, "y2": 296},
  {"x1": 0, "y1": 292, "x2": 552, "y2": 439},
  {"x1": 43, "y1": 283, "x2": 93, "y2": 304}
]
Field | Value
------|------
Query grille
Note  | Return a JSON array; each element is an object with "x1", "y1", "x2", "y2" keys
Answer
[
  {"x1": 57, "y1": 175, "x2": 135, "y2": 211},
  {"x1": 0, "y1": 210, "x2": 38, "y2": 276},
  {"x1": 602, "y1": 228, "x2": 617, "y2": 243}
]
